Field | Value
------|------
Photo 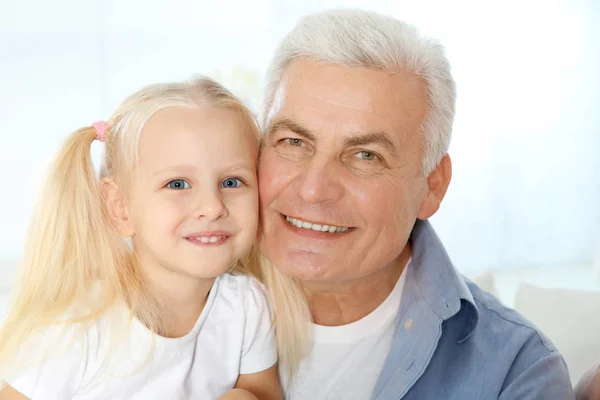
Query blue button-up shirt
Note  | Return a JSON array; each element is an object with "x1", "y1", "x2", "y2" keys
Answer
[{"x1": 371, "y1": 220, "x2": 574, "y2": 399}]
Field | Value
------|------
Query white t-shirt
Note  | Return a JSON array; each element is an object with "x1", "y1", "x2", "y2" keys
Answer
[
  {"x1": 283, "y1": 261, "x2": 409, "y2": 400},
  {"x1": 2, "y1": 274, "x2": 276, "y2": 399}
]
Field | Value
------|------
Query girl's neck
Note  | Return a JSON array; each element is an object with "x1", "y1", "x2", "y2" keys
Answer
[
  {"x1": 149, "y1": 276, "x2": 215, "y2": 338},
  {"x1": 136, "y1": 255, "x2": 216, "y2": 338}
]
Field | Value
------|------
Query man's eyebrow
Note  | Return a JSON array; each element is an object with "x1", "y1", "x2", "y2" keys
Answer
[
  {"x1": 268, "y1": 119, "x2": 397, "y2": 155},
  {"x1": 344, "y1": 132, "x2": 397, "y2": 156},
  {"x1": 268, "y1": 118, "x2": 317, "y2": 142}
]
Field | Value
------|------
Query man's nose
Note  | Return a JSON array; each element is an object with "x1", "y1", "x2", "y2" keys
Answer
[{"x1": 293, "y1": 157, "x2": 344, "y2": 204}]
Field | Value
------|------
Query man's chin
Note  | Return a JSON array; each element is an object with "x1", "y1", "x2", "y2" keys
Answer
[{"x1": 268, "y1": 248, "x2": 335, "y2": 282}]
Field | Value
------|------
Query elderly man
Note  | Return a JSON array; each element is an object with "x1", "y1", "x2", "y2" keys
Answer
[{"x1": 258, "y1": 8, "x2": 574, "y2": 400}]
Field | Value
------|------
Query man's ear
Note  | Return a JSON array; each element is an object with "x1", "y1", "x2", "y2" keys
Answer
[
  {"x1": 101, "y1": 178, "x2": 134, "y2": 237},
  {"x1": 417, "y1": 154, "x2": 452, "y2": 220}
]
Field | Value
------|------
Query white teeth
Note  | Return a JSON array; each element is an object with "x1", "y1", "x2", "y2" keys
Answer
[
  {"x1": 285, "y1": 216, "x2": 349, "y2": 233},
  {"x1": 196, "y1": 236, "x2": 225, "y2": 243}
]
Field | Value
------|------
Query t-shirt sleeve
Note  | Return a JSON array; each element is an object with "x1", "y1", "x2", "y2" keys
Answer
[
  {"x1": 1, "y1": 324, "x2": 90, "y2": 399},
  {"x1": 239, "y1": 279, "x2": 277, "y2": 375}
]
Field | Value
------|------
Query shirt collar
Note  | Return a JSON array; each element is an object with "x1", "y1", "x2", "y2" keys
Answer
[{"x1": 406, "y1": 219, "x2": 479, "y2": 342}]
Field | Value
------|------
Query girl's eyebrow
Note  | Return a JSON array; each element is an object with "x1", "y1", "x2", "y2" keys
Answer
[
  {"x1": 227, "y1": 165, "x2": 255, "y2": 174},
  {"x1": 151, "y1": 165, "x2": 195, "y2": 176},
  {"x1": 151, "y1": 164, "x2": 254, "y2": 176}
]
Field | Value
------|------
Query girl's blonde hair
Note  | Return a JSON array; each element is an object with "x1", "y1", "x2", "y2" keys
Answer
[{"x1": 0, "y1": 76, "x2": 309, "y2": 378}]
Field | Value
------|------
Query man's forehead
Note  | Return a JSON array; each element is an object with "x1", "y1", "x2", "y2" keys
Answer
[
  {"x1": 273, "y1": 59, "x2": 427, "y2": 130},
  {"x1": 280, "y1": 59, "x2": 387, "y2": 110},
  {"x1": 267, "y1": 67, "x2": 423, "y2": 149}
]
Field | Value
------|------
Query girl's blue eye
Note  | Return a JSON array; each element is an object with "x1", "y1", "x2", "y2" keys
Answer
[
  {"x1": 166, "y1": 179, "x2": 190, "y2": 190},
  {"x1": 221, "y1": 178, "x2": 243, "y2": 188}
]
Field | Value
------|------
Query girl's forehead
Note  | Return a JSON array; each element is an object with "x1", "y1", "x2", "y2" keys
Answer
[{"x1": 135, "y1": 107, "x2": 258, "y2": 174}]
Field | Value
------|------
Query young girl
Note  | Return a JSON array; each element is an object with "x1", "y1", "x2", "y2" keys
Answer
[{"x1": 0, "y1": 77, "x2": 309, "y2": 399}]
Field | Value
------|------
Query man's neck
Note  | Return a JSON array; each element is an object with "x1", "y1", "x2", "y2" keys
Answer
[{"x1": 303, "y1": 244, "x2": 411, "y2": 326}]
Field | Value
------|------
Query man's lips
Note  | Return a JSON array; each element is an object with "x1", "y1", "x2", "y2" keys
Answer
[{"x1": 281, "y1": 213, "x2": 355, "y2": 235}]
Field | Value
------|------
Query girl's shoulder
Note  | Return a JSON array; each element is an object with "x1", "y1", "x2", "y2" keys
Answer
[
  {"x1": 215, "y1": 274, "x2": 277, "y2": 374},
  {"x1": 2, "y1": 300, "x2": 157, "y2": 398},
  {"x1": 0, "y1": 315, "x2": 106, "y2": 398}
]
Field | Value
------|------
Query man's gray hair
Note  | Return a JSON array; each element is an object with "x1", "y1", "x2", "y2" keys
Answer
[{"x1": 263, "y1": 9, "x2": 456, "y2": 175}]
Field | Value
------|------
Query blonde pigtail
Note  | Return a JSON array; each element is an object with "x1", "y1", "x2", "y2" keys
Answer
[{"x1": 0, "y1": 126, "x2": 136, "y2": 371}]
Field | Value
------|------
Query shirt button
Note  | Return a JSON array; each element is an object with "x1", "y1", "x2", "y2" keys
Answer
[{"x1": 404, "y1": 319, "x2": 414, "y2": 330}]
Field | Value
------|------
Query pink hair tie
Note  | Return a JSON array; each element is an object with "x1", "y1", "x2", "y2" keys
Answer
[{"x1": 92, "y1": 121, "x2": 107, "y2": 142}]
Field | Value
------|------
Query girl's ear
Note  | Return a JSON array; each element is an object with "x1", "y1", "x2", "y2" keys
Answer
[{"x1": 102, "y1": 178, "x2": 134, "y2": 237}]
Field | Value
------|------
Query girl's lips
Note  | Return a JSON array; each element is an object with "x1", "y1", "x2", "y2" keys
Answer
[
  {"x1": 186, "y1": 235, "x2": 230, "y2": 245},
  {"x1": 185, "y1": 230, "x2": 233, "y2": 245}
]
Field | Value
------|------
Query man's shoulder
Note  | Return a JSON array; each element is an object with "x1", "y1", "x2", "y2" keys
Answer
[
  {"x1": 383, "y1": 277, "x2": 573, "y2": 398},
  {"x1": 461, "y1": 279, "x2": 572, "y2": 396},
  {"x1": 465, "y1": 278, "x2": 558, "y2": 356}
]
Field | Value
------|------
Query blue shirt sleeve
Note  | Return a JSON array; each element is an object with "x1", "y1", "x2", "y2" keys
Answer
[{"x1": 499, "y1": 351, "x2": 574, "y2": 400}]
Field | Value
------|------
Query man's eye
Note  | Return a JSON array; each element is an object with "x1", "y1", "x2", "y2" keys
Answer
[
  {"x1": 221, "y1": 177, "x2": 243, "y2": 188},
  {"x1": 283, "y1": 138, "x2": 305, "y2": 147},
  {"x1": 166, "y1": 179, "x2": 191, "y2": 190},
  {"x1": 356, "y1": 151, "x2": 378, "y2": 161}
]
